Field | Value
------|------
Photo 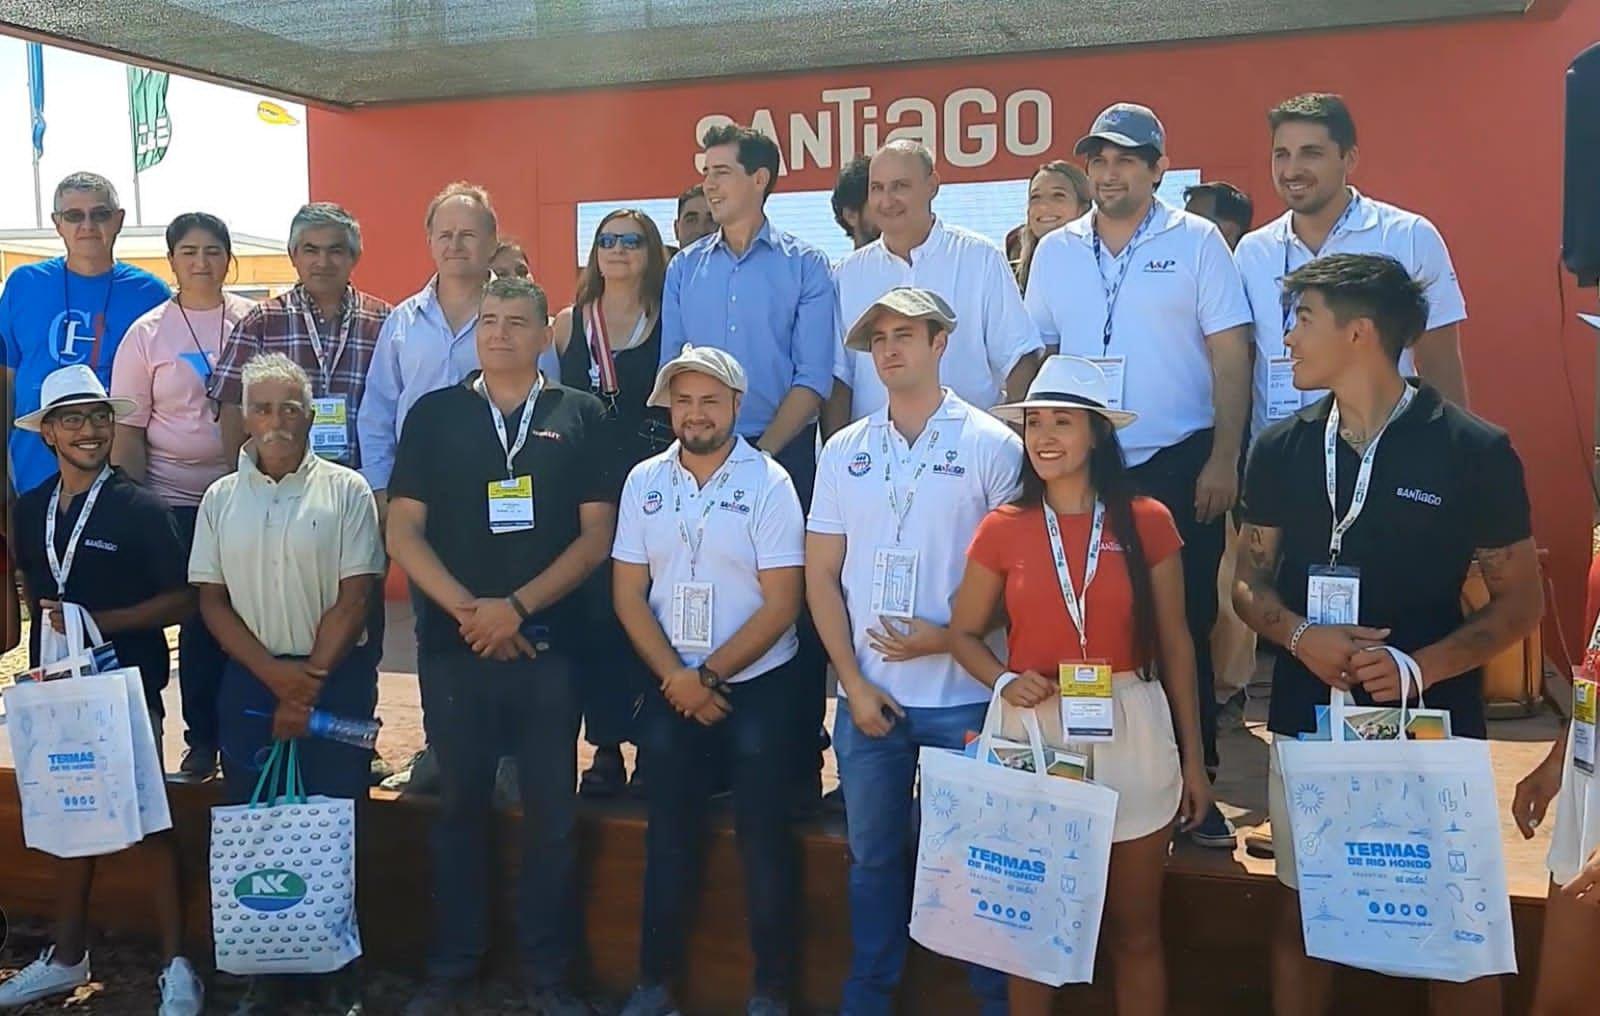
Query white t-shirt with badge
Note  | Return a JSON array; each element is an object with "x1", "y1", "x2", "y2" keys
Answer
[
  {"x1": 834, "y1": 219, "x2": 1043, "y2": 420},
  {"x1": 808, "y1": 389, "x2": 1023, "y2": 708},
  {"x1": 1023, "y1": 198, "x2": 1252, "y2": 466},
  {"x1": 612, "y1": 436, "x2": 806, "y2": 683},
  {"x1": 1235, "y1": 189, "x2": 1467, "y2": 443}
]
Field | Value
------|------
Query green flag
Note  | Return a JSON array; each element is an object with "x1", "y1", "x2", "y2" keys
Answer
[{"x1": 127, "y1": 67, "x2": 171, "y2": 173}]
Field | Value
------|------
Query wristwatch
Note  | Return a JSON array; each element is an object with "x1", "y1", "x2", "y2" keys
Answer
[{"x1": 698, "y1": 664, "x2": 726, "y2": 690}]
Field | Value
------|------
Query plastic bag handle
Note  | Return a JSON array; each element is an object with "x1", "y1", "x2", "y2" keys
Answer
[
  {"x1": 1329, "y1": 647, "x2": 1426, "y2": 742},
  {"x1": 980, "y1": 674, "x2": 1052, "y2": 781}
]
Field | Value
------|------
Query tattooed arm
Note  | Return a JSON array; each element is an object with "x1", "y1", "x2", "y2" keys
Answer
[
  {"x1": 1230, "y1": 522, "x2": 1302, "y2": 648},
  {"x1": 1409, "y1": 539, "x2": 1543, "y2": 691}
]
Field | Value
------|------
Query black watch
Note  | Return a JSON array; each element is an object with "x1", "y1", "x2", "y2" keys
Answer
[{"x1": 697, "y1": 664, "x2": 724, "y2": 689}]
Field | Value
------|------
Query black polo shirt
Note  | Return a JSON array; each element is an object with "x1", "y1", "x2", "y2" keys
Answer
[
  {"x1": 387, "y1": 374, "x2": 614, "y2": 654},
  {"x1": 13, "y1": 469, "x2": 188, "y2": 708},
  {"x1": 1241, "y1": 382, "x2": 1531, "y2": 740}
]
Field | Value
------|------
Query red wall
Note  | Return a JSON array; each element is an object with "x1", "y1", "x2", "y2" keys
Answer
[{"x1": 309, "y1": 1, "x2": 1600, "y2": 657}]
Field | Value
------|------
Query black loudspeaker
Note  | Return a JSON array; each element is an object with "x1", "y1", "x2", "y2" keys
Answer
[{"x1": 1564, "y1": 43, "x2": 1600, "y2": 287}]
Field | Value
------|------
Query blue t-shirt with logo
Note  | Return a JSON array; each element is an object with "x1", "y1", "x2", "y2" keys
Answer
[{"x1": 0, "y1": 258, "x2": 170, "y2": 492}]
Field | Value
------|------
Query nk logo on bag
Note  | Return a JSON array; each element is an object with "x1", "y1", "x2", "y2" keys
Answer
[{"x1": 234, "y1": 869, "x2": 308, "y2": 912}]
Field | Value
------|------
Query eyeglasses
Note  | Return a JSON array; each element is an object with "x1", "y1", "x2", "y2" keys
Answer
[
  {"x1": 597, "y1": 232, "x2": 646, "y2": 251},
  {"x1": 55, "y1": 207, "x2": 117, "y2": 225},
  {"x1": 48, "y1": 407, "x2": 114, "y2": 430}
]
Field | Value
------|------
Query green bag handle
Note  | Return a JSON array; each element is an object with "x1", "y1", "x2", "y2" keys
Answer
[
  {"x1": 284, "y1": 740, "x2": 307, "y2": 804},
  {"x1": 247, "y1": 740, "x2": 310, "y2": 807},
  {"x1": 248, "y1": 741, "x2": 287, "y2": 808}
]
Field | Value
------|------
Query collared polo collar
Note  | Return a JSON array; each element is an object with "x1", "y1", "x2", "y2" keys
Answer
[
  {"x1": 666, "y1": 435, "x2": 758, "y2": 478},
  {"x1": 1278, "y1": 188, "x2": 1379, "y2": 250},
  {"x1": 866, "y1": 387, "x2": 969, "y2": 432},
  {"x1": 1062, "y1": 197, "x2": 1184, "y2": 247},
  {"x1": 1293, "y1": 377, "x2": 1440, "y2": 427},
  {"x1": 238, "y1": 440, "x2": 321, "y2": 487},
  {"x1": 711, "y1": 218, "x2": 776, "y2": 262},
  {"x1": 873, "y1": 216, "x2": 947, "y2": 267}
]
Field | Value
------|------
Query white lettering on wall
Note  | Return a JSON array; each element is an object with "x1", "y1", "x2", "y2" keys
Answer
[{"x1": 693, "y1": 85, "x2": 1054, "y2": 175}]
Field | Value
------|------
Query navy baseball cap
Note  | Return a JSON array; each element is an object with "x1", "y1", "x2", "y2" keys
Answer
[{"x1": 1074, "y1": 103, "x2": 1166, "y2": 156}]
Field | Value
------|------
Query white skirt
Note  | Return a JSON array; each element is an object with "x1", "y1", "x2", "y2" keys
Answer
[
  {"x1": 1547, "y1": 724, "x2": 1600, "y2": 885},
  {"x1": 1070, "y1": 674, "x2": 1182, "y2": 843}
]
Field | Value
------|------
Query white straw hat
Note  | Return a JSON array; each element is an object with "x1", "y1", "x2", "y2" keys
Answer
[
  {"x1": 991, "y1": 355, "x2": 1138, "y2": 429},
  {"x1": 14, "y1": 364, "x2": 137, "y2": 433}
]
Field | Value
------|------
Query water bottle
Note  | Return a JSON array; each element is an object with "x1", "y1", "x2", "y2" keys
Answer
[{"x1": 306, "y1": 710, "x2": 381, "y2": 751}]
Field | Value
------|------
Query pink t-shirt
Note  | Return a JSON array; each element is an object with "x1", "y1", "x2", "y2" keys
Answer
[{"x1": 111, "y1": 293, "x2": 257, "y2": 506}]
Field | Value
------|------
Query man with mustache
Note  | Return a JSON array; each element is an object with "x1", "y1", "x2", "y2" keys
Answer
[{"x1": 189, "y1": 353, "x2": 385, "y2": 1015}]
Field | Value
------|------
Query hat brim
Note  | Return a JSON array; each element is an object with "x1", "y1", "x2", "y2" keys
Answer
[
  {"x1": 844, "y1": 304, "x2": 956, "y2": 353},
  {"x1": 1073, "y1": 130, "x2": 1159, "y2": 156},
  {"x1": 645, "y1": 363, "x2": 745, "y2": 409},
  {"x1": 15, "y1": 395, "x2": 138, "y2": 433},
  {"x1": 991, "y1": 398, "x2": 1138, "y2": 430}
]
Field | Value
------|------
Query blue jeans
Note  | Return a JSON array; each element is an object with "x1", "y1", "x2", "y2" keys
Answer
[{"x1": 833, "y1": 698, "x2": 1008, "y2": 1016}]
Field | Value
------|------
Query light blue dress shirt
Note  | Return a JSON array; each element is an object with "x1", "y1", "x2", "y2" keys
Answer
[
  {"x1": 358, "y1": 279, "x2": 479, "y2": 489},
  {"x1": 660, "y1": 219, "x2": 839, "y2": 440}
]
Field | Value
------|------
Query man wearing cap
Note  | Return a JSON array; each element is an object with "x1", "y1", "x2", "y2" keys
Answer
[
  {"x1": 1023, "y1": 102, "x2": 1253, "y2": 848},
  {"x1": 829, "y1": 140, "x2": 1043, "y2": 434},
  {"x1": 613, "y1": 345, "x2": 806, "y2": 1016},
  {"x1": 2, "y1": 172, "x2": 170, "y2": 500},
  {"x1": 808, "y1": 288, "x2": 1020, "y2": 1015},
  {"x1": 386, "y1": 277, "x2": 614, "y2": 1016},
  {"x1": 189, "y1": 351, "x2": 384, "y2": 1014},
  {"x1": 3, "y1": 364, "x2": 204, "y2": 1014}
]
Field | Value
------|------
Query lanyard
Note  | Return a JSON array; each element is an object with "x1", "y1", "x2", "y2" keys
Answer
[
  {"x1": 1090, "y1": 201, "x2": 1160, "y2": 355},
  {"x1": 670, "y1": 456, "x2": 735, "y2": 580},
  {"x1": 62, "y1": 267, "x2": 115, "y2": 369},
  {"x1": 880, "y1": 418, "x2": 949, "y2": 544},
  {"x1": 1280, "y1": 192, "x2": 1361, "y2": 336},
  {"x1": 1043, "y1": 499, "x2": 1105, "y2": 659},
  {"x1": 474, "y1": 373, "x2": 545, "y2": 478},
  {"x1": 45, "y1": 467, "x2": 112, "y2": 592},
  {"x1": 583, "y1": 302, "x2": 651, "y2": 398},
  {"x1": 297, "y1": 288, "x2": 353, "y2": 394},
  {"x1": 1323, "y1": 384, "x2": 1416, "y2": 564},
  {"x1": 174, "y1": 297, "x2": 225, "y2": 360}
]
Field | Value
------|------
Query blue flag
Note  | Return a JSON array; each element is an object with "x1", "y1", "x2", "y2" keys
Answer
[{"x1": 26, "y1": 42, "x2": 45, "y2": 159}]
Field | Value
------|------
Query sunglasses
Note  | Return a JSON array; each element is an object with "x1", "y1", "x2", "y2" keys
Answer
[
  {"x1": 56, "y1": 207, "x2": 117, "y2": 225},
  {"x1": 597, "y1": 232, "x2": 646, "y2": 251},
  {"x1": 48, "y1": 407, "x2": 114, "y2": 430}
]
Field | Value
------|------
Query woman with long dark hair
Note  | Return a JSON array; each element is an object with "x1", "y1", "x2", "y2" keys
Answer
[
  {"x1": 110, "y1": 211, "x2": 253, "y2": 781},
  {"x1": 949, "y1": 355, "x2": 1211, "y2": 1016},
  {"x1": 550, "y1": 209, "x2": 671, "y2": 796}
]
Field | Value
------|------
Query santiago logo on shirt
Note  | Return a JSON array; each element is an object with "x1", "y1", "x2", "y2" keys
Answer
[
  {"x1": 931, "y1": 449, "x2": 966, "y2": 476},
  {"x1": 642, "y1": 490, "x2": 664, "y2": 515},
  {"x1": 847, "y1": 452, "x2": 873, "y2": 477}
]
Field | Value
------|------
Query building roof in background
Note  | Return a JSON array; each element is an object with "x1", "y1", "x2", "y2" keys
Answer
[
  {"x1": 2, "y1": 0, "x2": 1532, "y2": 107},
  {"x1": 0, "y1": 226, "x2": 285, "y2": 259}
]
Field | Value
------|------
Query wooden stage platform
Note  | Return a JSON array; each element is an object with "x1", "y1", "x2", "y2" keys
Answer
[{"x1": 0, "y1": 760, "x2": 1557, "y2": 1015}]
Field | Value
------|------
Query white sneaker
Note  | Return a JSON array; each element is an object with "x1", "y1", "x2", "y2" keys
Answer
[
  {"x1": 0, "y1": 946, "x2": 90, "y2": 1007},
  {"x1": 158, "y1": 956, "x2": 204, "y2": 1016}
]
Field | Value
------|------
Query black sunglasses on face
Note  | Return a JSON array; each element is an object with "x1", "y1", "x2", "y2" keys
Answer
[
  {"x1": 597, "y1": 232, "x2": 646, "y2": 251},
  {"x1": 56, "y1": 208, "x2": 117, "y2": 225},
  {"x1": 48, "y1": 407, "x2": 114, "y2": 430}
]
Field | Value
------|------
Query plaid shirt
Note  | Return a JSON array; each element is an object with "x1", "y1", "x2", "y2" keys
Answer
[{"x1": 209, "y1": 284, "x2": 391, "y2": 467}]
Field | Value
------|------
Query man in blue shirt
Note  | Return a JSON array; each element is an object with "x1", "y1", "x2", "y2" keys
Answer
[
  {"x1": 660, "y1": 124, "x2": 839, "y2": 502},
  {"x1": 1, "y1": 172, "x2": 170, "y2": 498},
  {"x1": 661, "y1": 123, "x2": 841, "y2": 812}
]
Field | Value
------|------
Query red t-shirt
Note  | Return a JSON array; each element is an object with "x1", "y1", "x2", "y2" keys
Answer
[{"x1": 967, "y1": 497, "x2": 1184, "y2": 674}]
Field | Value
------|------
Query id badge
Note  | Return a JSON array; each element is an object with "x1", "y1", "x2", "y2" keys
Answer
[
  {"x1": 310, "y1": 395, "x2": 351, "y2": 461},
  {"x1": 1058, "y1": 661, "x2": 1114, "y2": 742},
  {"x1": 487, "y1": 475, "x2": 535, "y2": 534},
  {"x1": 672, "y1": 581, "x2": 715, "y2": 652},
  {"x1": 871, "y1": 546, "x2": 919, "y2": 619},
  {"x1": 1090, "y1": 356, "x2": 1127, "y2": 412},
  {"x1": 1267, "y1": 356, "x2": 1300, "y2": 421},
  {"x1": 1574, "y1": 677, "x2": 1596, "y2": 777},
  {"x1": 1306, "y1": 565, "x2": 1361, "y2": 626}
]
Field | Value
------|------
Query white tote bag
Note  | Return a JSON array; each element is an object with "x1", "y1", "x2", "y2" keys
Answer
[
  {"x1": 4, "y1": 672, "x2": 144, "y2": 858},
  {"x1": 39, "y1": 602, "x2": 171, "y2": 839},
  {"x1": 211, "y1": 741, "x2": 362, "y2": 975},
  {"x1": 1276, "y1": 649, "x2": 1517, "y2": 982},
  {"x1": 910, "y1": 680, "x2": 1119, "y2": 986}
]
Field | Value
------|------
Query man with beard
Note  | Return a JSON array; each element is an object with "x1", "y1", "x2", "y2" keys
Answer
[
  {"x1": 1023, "y1": 102, "x2": 1254, "y2": 849},
  {"x1": 189, "y1": 352, "x2": 385, "y2": 1014},
  {"x1": 2, "y1": 364, "x2": 202, "y2": 1014},
  {"x1": 612, "y1": 345, "x2": 806, "y2": 1016}
]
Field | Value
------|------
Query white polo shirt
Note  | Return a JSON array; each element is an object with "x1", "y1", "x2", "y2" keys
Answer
[
  {"x1": 612, "y1": 436, "x2": 806, "y2": 683},
  {"x1": 189, "y1": 444, "x2": 386, "y2": 658},
  {"x1": 1235, "y1": 189, "x2": 1467, "y2": 442},
  {"x1": 808, "y1": 389, "x2": 1022, "y2": 708},
  {"x1": 1023, "y1": 198, "x2": 1252, "y2": 466},
  {"x1": 834, "y1": 218, "x2": 1042, "y2": 419}
]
